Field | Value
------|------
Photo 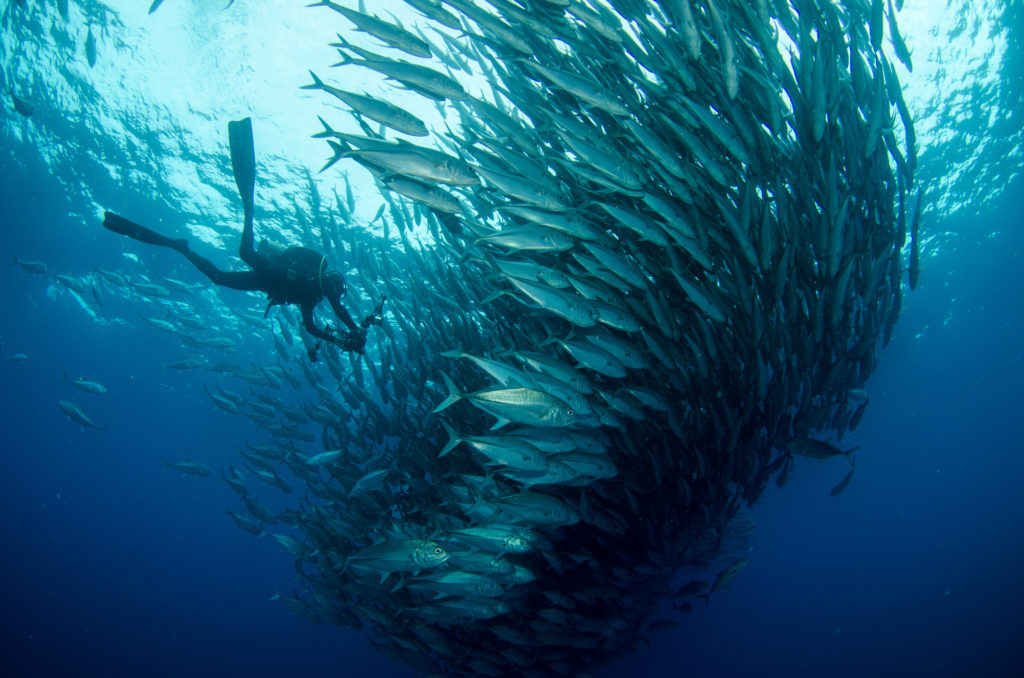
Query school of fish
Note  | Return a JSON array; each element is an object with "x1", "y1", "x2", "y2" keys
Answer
[{"x1": 14, "y1": 0, "x2": 921, "y2": 676}]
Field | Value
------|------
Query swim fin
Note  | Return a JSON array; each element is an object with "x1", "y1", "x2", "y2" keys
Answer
[
  {"x1": 102, "y1": 211, "x2": 188, "y2": 252},
  {"x1": 228, "y1": 117, "x2": 256, "y2": 217}
]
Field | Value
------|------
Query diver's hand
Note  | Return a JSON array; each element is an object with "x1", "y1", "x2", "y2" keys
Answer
[
  {"x1": 307, "y1": 341, "x2": 321, "y2": 362},
  {"x1": 342, "y1": 328, "x2": 366, "y2": 354}
]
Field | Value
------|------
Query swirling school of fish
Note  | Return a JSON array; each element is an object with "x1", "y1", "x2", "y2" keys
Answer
[{"x1": 16, "y1": 0, "x2": 921, "y2": 676}]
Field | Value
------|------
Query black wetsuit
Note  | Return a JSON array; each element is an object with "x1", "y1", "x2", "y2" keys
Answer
[
  {"x1": 103, "y1": 116, "x2": 365, "y2": 354},
  {"x1": 102, "y1": 209, "x2": 359, "y2": 348}
]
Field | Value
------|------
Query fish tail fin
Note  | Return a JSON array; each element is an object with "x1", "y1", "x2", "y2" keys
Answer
[
  {"x1": 439, "y1": 419, "x2": 460, "y2": 457},
  {"x1": 312, "y1": 115, "x2": 338, "y2": 139},
  {"x1": 467, "y1": 250, "x2": 495, "y2": 272},
  {"x1": 269, "y1": 586, "x2": 280, "y2": 601},
  {"x1": 61, "y1": 370, "x2": 70, "y2": 383},
  {"x1": 432, "y1": 371, "x2": 461, "y2": 414},
  {"x1": 456, "y1": 244, "x2": 478, "y2": 265},
  {"x1": 464, "y1": 486, "x2": 486, "y2": 519},
  {"x1": 489, "y1": 416, "x2": 511, "y2": 431},
  {"x1": 319, "y1": 140, "x2": 347, "y2": 173},
  {"x1": 10, "y1": 255, "x2": 17, "y2": 266},
  {"x1": 329, "y1": 32, "x2": 353, "y2": 52},
  {"x1": 697, "y1": 593, "x2": 711, "y2": 606},
  {"x1": 538, "y1": 322, "x2": 569, "y2": 348},
  {"x1": 479, "y1": 289, "x2": 507, "y2": 305},
  {"x1": 329, "y1": 37, "x2": 357, "y2": 67},
  {"x1": 301, "y1": 70, "x2": 323, "y2": 90}
]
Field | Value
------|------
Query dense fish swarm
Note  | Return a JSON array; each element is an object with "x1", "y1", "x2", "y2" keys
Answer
[
  {"x1": 250, "y1": 1, "x2": 918, "y2": 676},
  {"x1": 230, "y1": 1, "x2": 919, "y2": 675},
  {"x1": 32, "y1": 0, "x2": 918, "y2": 676}
]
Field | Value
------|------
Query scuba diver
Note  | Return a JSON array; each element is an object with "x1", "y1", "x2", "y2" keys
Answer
[{"x1": 102, "y1": 117, "x2": 382, "y2": 358}]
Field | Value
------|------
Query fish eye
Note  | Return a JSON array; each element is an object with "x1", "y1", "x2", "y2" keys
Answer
[
  {"x1": 567, "y1": 408, "x2": 575, "y2": 415},
  {"x1": 434, "y1": 547, "x2": 444, "y2": 556}
]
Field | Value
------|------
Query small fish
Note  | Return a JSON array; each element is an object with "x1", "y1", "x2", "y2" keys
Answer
[
  {"x1": 11, "y1": 256, "x2": 47, "y2": 275},
  {"x1": 670, "y1": 579, "x2": 708, "y2": 600},
  {"x1": 62, "y1": 372, "x2": 108, "y2": 394},
  {"x1": 850, "y1": 400, "x2": 870, "y2": 431},
  {"x1": 433, "y1": 371, "x2": 578, "y2": 430},
  {"x1": 306, "y1": 449, "x2": 343, "y2": 466},
  {"x1": 310, "y1": 1, "x2": 432, "y2": 59},
  {"x1": 776, "y1": 455, "x2": 794, "y2": 488},
  {"x1": 163, "y1": 458, "x2": 212, "y2": 477},
  {"x1": 440, "y1": 420, "x2": 548, "y2": 472},
  {"x1": 221, "y1": 467, "x2": 248, "y2": 496},
  {"x1": 85, "y1": 26, "x2": 97, "y2": 68},
  {"x1": 302, "y1": 71, "x2": 428, "y2": 137},
  {"x1": 487, "y1": 491, "x2": 580, "y2": 526},
  {"x1": 785, "y1": 438, "x2": 857, "y2": 461},
  {"x1": 58, "y1": 400, "x2": 105, "y2": 430},
  {"x1": 909, "y1": 189, "x2": 923, "y2": 290},
  {"x1": 346, "y1": 539, "x2": 450, "y2": 575},
  {"x1": 446, "y1": 526, "x2": 533, "y2": 554},
  {"x1": 830, "y1": 457, "x2": 857, "y2": 497},
  {"x1": 9, "y1": 91, "x2": 34, "y2": 117},
  {"x1": 349, "y1": 469, "x2": 389, "y2": 497},
  {"x1": 226, "y1": 508, "x2": 264, "y2": 536},
  {"x1": 409, "y1": 571, "x2": 504, "y2": 599},
  {"x1": 698, "y1": 558, "x2": 750, "y2": 605},
  {"x1": 148, "y1": 0, "x2": 166, "y2": 14},
  {"x1": 163, "y1": 357, "x2": 208, "y2": 370}
]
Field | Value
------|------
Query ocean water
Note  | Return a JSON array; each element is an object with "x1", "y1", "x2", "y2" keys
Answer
[{"x1": 2, "y1": 1, "x2": 1022, "y2": 677}]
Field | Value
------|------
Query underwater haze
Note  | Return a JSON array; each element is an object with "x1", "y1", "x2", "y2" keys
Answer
[{"x1": 2, "y1": 1, "x2": 1023, "y2": 677}]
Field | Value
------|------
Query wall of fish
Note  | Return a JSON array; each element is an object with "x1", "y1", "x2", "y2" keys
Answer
[{"x1": 194, "y1": 1, "x2": 919, "y2": 676}]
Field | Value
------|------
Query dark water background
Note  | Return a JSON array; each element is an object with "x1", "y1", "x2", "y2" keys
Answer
[
  {"x1": 2, "y1": 2, "x2": 1023, "y2": 677},
  {"x1": 4, "y1": 146, "x2": 1022, "y2": 678}
]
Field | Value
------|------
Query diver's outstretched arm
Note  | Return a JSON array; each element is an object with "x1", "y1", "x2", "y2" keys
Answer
[
  {"x1": 300, "y1": 303, "x2": 334, "y2": 343},
  {"x1": 301, "y1": 303, "x2": 365, "y2": 353},
  {"x1": 329, "y1": 297, "x2": 358, "y2": 332},
  {"x1": 228, "y1": 117, "x2": 258, "y2": 267}
]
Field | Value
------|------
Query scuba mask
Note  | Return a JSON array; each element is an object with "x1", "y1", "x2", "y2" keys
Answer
[{"x1": 319, "y1": 265, "x2": 346, "y2": 300}]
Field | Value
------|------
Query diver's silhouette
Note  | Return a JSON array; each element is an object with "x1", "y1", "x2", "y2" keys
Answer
[{"x1": 103, "y1": 118, "x2": 381, "y2": 356}]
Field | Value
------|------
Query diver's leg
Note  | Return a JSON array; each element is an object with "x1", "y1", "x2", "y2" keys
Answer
[
  {"x1": 102, "y1": 212, "x2": 188, "y2": 252},
  {"x1": 238, "y1": 209, "x2": 257, "y2": 267},
  {"x1": 179, "y1": 250, "x2": 263, "y2": 291},
  {"x1": 228, "y1": 118, "x2": 260, "y2": 268},
  {"x1": 208, "y1": 269, "x2": 263, "y2": 292},
  {"x1": 105, "y1": 211, "x2": 263, "y2": 292}
]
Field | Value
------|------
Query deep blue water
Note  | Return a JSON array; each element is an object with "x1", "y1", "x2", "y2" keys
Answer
[
  {"x1": 3, "y1": 3, "x2": 1024, "y2": 678},
  {"x1": 4, "y1": 157, "x2": 1022, "y2": 677}
]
